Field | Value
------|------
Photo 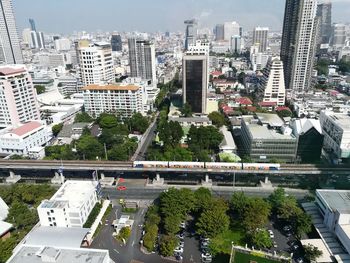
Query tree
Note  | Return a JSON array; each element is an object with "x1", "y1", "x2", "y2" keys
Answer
[
  {"x1": 250, "y1": 230, "x2": 273, "y2": 249},
  {"x1": 303, "y1": 244, "x2": 323, "y2": 262},
  {"x1": 269, "y1": 187, "x2": 287, "y2": 210},
  {"x1": 293, "y1": 211, "x2": 312, "y2": 238},
  {"x1": 159, "y1": 235, "x2": 179, "y2": 257},
  {"x1": 163, "y1": 214, "x2": 182, "y2": 235},
  {"x1": 196, "y1": 198, "x2": 230, "y2": 238},
  {"x1": 180, "y1": 103, "x2": 192, "y2": 117},
  {"x1": 337, "y1": 58, "x2": 350, "y2": 73},
  {"x1": 231, "y1": 191, "x2": 249, "y2": 218},
  {"x1": 194, "y1": 187, "x2": 212, "y2": 213},
  {"x1": 7, "y1": 201, "x2": 37, "y2": 229},
  {"x1": 76, "y1": 135, "x2": 104, "y2": 160},
  {"x1": 99, "y1": 127, "x2": 125, "y2": 149},
  {"x1": 128, "y1": 113, "x2": 149, "y2": 134},
  {"x1": 52, "y1": 123, "x2": 63, "y2": 137},
  {"x1": 242, "y1": 198, "x2": 271, "y2": 232},
  {"x1": 188, "y1": 126, "x2": 224, "y2": 153},
  {"x1": 98, "y1": 114, "x2": 118, "y2": 129},
  {"x1": 278, "y1": 109, "x2": 292, "y2": 118},
  {"x1": 315, "y1": 59, "x2": 330, "y2": 76},
  {"x1": 34, "y1": 85, "x2": 45, "y2": 94},
  {"x1": 74, "y1": 112, "x2": 94, "y2": 123},
  {"x1": 208, "y1": 111, "x2": 226, "y2": 128},
  {"x1": 118, "y1": 227, "x2": 131, "y2": 241},
  {"x1": 163, "y1": 146, "x2": 193, "y2": 161},
  {"x1": 158, "y1": 121, "x2": 184, "y2": 148}
]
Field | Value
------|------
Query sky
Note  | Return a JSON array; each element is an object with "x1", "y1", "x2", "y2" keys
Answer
[{"x1": 13, "y1": 0, "x2": 350, "y2": 34}]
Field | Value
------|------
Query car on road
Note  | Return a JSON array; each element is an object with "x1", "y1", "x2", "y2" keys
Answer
[{"x1": 268, "y1": 230, "x2": 274, "y2": 239}]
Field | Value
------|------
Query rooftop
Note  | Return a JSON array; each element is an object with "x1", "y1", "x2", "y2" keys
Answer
[
  {"x1": 317, "y1": 189, "x2": 350, "y2": 214},
  {"x1": 10, "y1": 122, "x2": 43, "y2": 137},
  {"x1": 323, "y1": 112, "x2": 350, "y2": 130},
  {"x1": 0, "y1": 66, "x2": 26, "y2": 76},
  {"x1": 246, "y1": 123, "x2": 295, "y2": 140},
  {"x1": 0, "y1": 221, "x2": 13, "y2": 236},
  {"x1": 41, "y1": 180, "x2": 97, "y2": 210},
  {"x1": 7, "y1": 245, "x2": 109, "y2": 263},
  {"x1": 256, "y1": 113, "x2": 284, "y2": 127},
  {"x1": 82, "y1": 84, "x2": 140, "y2": 91},
  {"x1": 22, "y1": 226, "x2": 90, "y2": 248}
]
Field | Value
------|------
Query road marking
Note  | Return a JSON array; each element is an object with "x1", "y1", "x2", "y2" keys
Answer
[
  {"x1": 113, "y1": 249, "x2": 119, "y2": 254},
  {"x1": 190, "y1": 255, "x2": 194, "y2": 262},
  {"x1": 132, "y1": 241, "x2": 135, "y2": 246}
]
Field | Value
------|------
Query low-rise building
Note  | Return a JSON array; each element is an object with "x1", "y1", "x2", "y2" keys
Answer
[
  {"x1": 320, "y1": 111, "x2": 350, "y2": 163},
  {"x1": 112, "y1": 215, "x2": 134, "y2": 235},
  {"x1": 240, "y1": 114, "x2": 297, "y2": 163},
  {"x1": 37, "y1": 180, "x2": 98, "y2": 228},
  {"x1": 0, "y1": 121, "x2": 50, "y2": 156},
  {"x1": 316, "y1": 189, "x2": 350, "y2": 255},
  {"x1": 0, "y1": 197, "x2": 12, "y2": 240},
  {"x1": 219, "y1": 126, "x2": 237, "y2": 153},
  {"x1": 82, "y1": 84, "x2": 144, "y2": 118}
]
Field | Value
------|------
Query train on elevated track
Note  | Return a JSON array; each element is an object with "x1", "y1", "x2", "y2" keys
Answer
[{"x1": 133, "y1": 161, "x2": 280, "y2": 171}]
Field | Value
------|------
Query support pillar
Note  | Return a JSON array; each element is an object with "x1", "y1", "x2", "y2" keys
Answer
[
  {"x1": 51, "y1": 171, "x2": 65, "y2": 185},
  {"x1": 201, "y1": 174, "x2": 212, "y2": 187},
  {"x1": 6, "y1": 170, "x2": 21, "y2": 184}
]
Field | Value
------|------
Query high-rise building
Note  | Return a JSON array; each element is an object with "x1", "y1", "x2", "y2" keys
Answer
[
  {"x1": 215, "y1": 24, "x2": 224, "y2": 41},
  {"x1": 77, "y1": 42, "x2": 114, "y2": 86},
  {"x1": 252, "y1": 27, "x2": 269, "y2": 52},
  {"x1": 184, "y1": 19, "x2": 197, "y2": 50},
  {"x1": 262, "y1": 57, "x2": 286, "y2": 106},
  {"x1": 332, "y1": 23, "x2": 347, "y2": 49},
  {"x1": 281, "y1": 0, "x2": 318, "y2": 93},
  {"x1": 54, "y1": 38, "x2": 71, "y2": 51},
  {"x1": 0, "y1": 65, "x2": 40, "y2": 128},
  {"x1": 30, "y1": 31, "x2": 45, "y2": 49},
  {"x1": 0, "y1": 0, "x2": 23, "y2": 64},
  {"x1": 224, "y1": 21, "x2": 240, "y2": 41},
  {"x1": 128, "y1": 38, "x2": 156, "y2": 84},
  {"x1": 230, "y1": 35, "x2": 242, "y2": 54},
  {"x1": 28, "y1": 18, "x2": 36, "y2": 32},
  {"x1": 111, "y1": 34, "x2": 122, "y2": 52},
  {"x1": 182, "y1": 41, "x2": 209, "y2": 114},
  {"x1": 316, "y1": 1, "x2": 332, "y2": 45}
]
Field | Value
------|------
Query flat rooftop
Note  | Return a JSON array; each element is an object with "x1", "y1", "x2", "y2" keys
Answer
[
  {"x1": 82, "y1": 84, "x2": 140, "y2": 91},
  {"x1": 256, "y1": 113, "x2": 284, "y2": 127},
  {"x1": 325, "y1": 113, "x2": 350, "y2": 130},
  {"x1": 246, "y1": 123, "x2": 295, "y2": 140},
  {"x1": 317, "y1": 189, "x2": 350, "y2": 214},
  {"x1": 7, "y1": 245, "x2": 109, "y2": 263},
  {"x1": 48, "y1": 180, "x2": 97, "y2": 209}
]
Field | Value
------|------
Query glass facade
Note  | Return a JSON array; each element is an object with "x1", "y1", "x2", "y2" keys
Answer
[{"x1": 185, "y1": 60, "x2": 203, "y2": 113}]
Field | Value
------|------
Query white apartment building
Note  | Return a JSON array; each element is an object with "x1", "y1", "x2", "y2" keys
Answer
[
  {"x1": 320, "y1": 111, "x2": 350, "y2": 161},
  {"x1": 38, "y1": 53, "x2": 66, "y2": 68},
  {"x1": 38, "y1": 180, "x2": 98, "y2": 228},
  {"x1": 0, "y1": 65, "x2": 40, "y2": 128},
  {"x1": 316, "y1": 189, "x2": 350, "y2": 255},
  {"x1": 262, "y1": 57, "x2": 286, "y2": 106},
  {"x1": 54, "y1": 38, "x2": 71, "y2": 51},
  {"x1": 0, "y1": 121, "x2": 49, "y2": 156},
  {"x1": 77, "y1": 42, "x2": 114, "y2": 86},
  {"x1": 57, "y1": 74, "x2": 80, "y2": 96},
  {"x1": 82, "y1": 84, "x2": 144, "y2": 118},
  {"x1": 224, "y1": 21, "x2": 240, "y2": 41},
  {"x1": 0, "y1": 0, "x2": 23, "y2": 64},
  {"x1": 250, "y1": 44, "x2": 269, "y2": 71}
]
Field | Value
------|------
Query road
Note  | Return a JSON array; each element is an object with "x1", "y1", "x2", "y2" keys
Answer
[{"x1": 131, "y1": 113, "x2": 158, "y2": 161}]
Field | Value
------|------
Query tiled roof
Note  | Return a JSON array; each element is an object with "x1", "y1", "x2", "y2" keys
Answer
[
  {"x1": 0, "y1": 67, "x2": 26, "y2": 76},
  {"x1": 11, "y1": 122, "x2": 42, "y2": 136}
]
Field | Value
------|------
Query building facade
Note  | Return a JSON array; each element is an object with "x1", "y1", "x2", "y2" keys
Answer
[
  {"x1": 281, "y1": 0, "x2": 318, "y2": 93},
  {"x1": 224, "y1": 21, "x2": 240, "y2": 41},
  {"x1": 77, "y1": 42, "x2": 114, "y2": 86},
  {"x1": 230, "y1": 35, "x2": 242, "y2": 54},
  {"x1": 252, "y1": 27, "x2": 269, "y2": 52},
  {"x1": 332, "y1": 23, "x2": 347, "y2": 49},
  {"x1": 215, "y1": 24, "x2": 224, "y2": 41},
  {"x1": 30, "y1": 31, "x2": 45, "y2": 49},
  {"x1": 82, "y1": 84, "x2": 144, "y2": 118},
  {"x1": 316, "y1": 1, "x2": 332, "y2": 45},
  {"x1": 262, "y1": 57, "x2": 286, "y2": 106},
  {"x1": 0, "y1": 0, "x2": 23, "y2": 64},
  {"x1": 0, "y1": 121, "x2": 49, "y2": 156},
  {"x1": 184, "y1": 19, "x2": 197, "y2": 50},
  {"x1": 38, "y1": 180, "x2": 98, "y2": 228},
  {"x1": 320, "y1": 111, "x2": 350, "y2": 162},
  {"x1": 128, "y1": 38, "x2": 156, "y2": 84},
  {"x1": 0, "y1": 66, "x2": 40, "y2": 128},
  {"x1": 182, "y1": 41, "x2": 209, "y2": 114},
  {"x1": 111, "y1": 34, "x2": 122, "y2": 52}
]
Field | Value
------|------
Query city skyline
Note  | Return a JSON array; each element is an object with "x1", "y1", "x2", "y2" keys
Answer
[{"x1": 13, "y1": 0, "x2": 350, "y2": 34}]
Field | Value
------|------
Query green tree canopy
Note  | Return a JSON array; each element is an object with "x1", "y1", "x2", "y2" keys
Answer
[
  {"x1": 250, "y1": 230, "x2": 273, "y2": 249},
  {"x1": 158, "y1": 121, "x2": 184, "y2": 148},
  {"x1": 34, "y1": 85, "x2": 46, "y2": 94},
  {"x1": 188, "y1": 125, "x2": 223, "y2": 153},
  {"x1": 118, "y1": 227, "x2": 131, "y2": 241},
  {"x1": 76, "y1": 135, "x2": 104, "y2": 160},
  {"x1": 194, "y1": 187, "x2": 212, "y2": 213},
  {"x1": 128, "y1": 113, "x2": 149, "y2": 134},
  {"x1": 74, "y1": 112, "x2": 94, "y2": 123},
  {"x1": 180, "y1": 103, "x2": 192, "y2": 117},
  {"x1": 98, "y1": 114, "x2": 119, "y2": 129},
  {"x1": 208, "y1": 111, "x2": 226, "y2": 128},
  {"x1": 303, "y1": 244, "x2": 323, "y2": 262},
  {"x1": 52, "y1": 123, "x2": 63, "y2": 137},
  {"x1": 159, "y1": 235, "x2": 179, "y2": 257},
  {"x1": 242, "y1": 198, "x2": 271, "y2": 232}
]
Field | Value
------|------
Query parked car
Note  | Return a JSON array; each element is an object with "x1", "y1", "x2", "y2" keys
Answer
[
  {"x1": 296, "y1": 257, "x2": 304, "y2": 263},
  {"x1": 174, "y1": 246, "x2": 184, "y2": 254},
  {"x1": 179, "y1": 240, "x2": 184, "y2": 248},
  {"x1": 283, "y1": 225, "x2": 292, "y2": 232},
  {"x1": 177, "y1": 232, "x2": 185, "y2": 240},
  {"x1": 201, "y1": 253, "x2": 212, "y2": 260},
  {"x1": 180, "y1": 222, "x2": 186, "y2": 229},
  {"x1": 268, "y1": 230, "x2": 274, "y2": 239}
]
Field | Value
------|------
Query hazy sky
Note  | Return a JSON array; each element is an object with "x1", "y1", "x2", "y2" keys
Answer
[{"x1": 13, "y1": 0, "x2": 350, "y2": 34}]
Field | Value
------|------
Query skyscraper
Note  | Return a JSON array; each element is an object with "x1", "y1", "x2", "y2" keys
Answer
[
  {"x1": 332, "y1": 23, "x2": 347, "y2": 49},
  {"x1": 230, "y1": 35, "x2": 242, "y2": 54},
  {"x1": 252, "y1": 27, "x2": 269, "y2": 52},
  {"x1": 262, "y1": 57, "x2": 286, "y2": 106},
  {"x1": 77, "y1": 41, "x2": 114, "y2": 86},
  {"x1": 184, "y1": 19, "x2": 197, "y2": 50},
  {"x1": 182, "y1": 41, "x2": 209, "y2": 114},
  {"x1": 111, "y1": 34, "x2": 122, "y2": 52},
  {"x1": 30, "y1": 31, "x2": 45, "y2": 49},
  {"x1": 29, "y1": 18, "x2": 36, "y2": 32},
  {"x1": 281, "y1": 0, "x2": 318, "y2": 93},
  {"x1": 0, "y1": 0, "x2": 23, "y2": 64},
  {"x1": 215, "y1": 24, "x2": 224, "y2": 41},
  {"x1": 316, "y1": 1, "x2": 332, "y2": 45},
  {"x1": 224, "y1": 21, "x2": 240, "y2": 41},
  {"x1": 128, "y1": 38, "x2": 156, "y2": 84}
]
